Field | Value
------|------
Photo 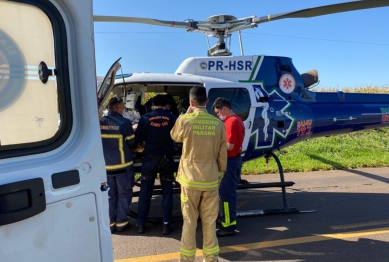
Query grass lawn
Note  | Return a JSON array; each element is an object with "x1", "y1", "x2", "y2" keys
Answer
[{"x1": 242, "y1": 127, "x2": 389, "y2": 174}]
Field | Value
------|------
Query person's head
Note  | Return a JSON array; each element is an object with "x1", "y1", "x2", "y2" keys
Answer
[
  {"x1": 189, "y1": 86, "x2": 208, "y2": 107},
  {"x1": 151, "y1": 94, "x2": 168, "y2": 109},
  {"x1": 165, "y1": 94, "x2": 175, "y2": 110},
  {"x1": 108, "y1": 96, "x2": 125, "y2": 114},
  {"x1": 165, "y1": 94, "x2": 179, "y2": 115},
  {"x1": 212, "y1": 97, "x2": 232, "y2": 121}
]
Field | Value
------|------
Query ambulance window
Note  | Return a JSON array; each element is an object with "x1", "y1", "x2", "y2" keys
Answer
[
  {"x1": 0, "y1": 1, "x2": 71, "y2": 158},
  {"x1": 207, "y1": 88, "x2": 251, "y2": 120}
]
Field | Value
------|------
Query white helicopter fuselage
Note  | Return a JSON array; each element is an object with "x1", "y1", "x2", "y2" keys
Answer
[
  {"x1": 109, "y1": 53, "x2": 389, "y2": 172},
  {"x1": 106, "y1": 54, "x2": 305, "y2": 172}
]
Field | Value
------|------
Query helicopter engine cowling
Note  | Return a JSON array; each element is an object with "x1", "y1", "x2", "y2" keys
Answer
[{"x1": 301, "y1": 69, "x2": 319, "y2": 89}]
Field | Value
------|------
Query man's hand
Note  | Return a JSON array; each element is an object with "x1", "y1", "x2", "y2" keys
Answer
[{"x1": 186, "y1": 106, "x2": 194, "y2": 114}]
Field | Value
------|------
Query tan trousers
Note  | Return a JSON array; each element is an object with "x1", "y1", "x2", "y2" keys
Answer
[{"x1": 179, "y1": 186, "x2": 219, "y2": 262}]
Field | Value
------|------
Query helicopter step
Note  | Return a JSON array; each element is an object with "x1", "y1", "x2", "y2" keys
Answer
[
  {"x1": 132, "y1": 181, "x2": 295, "y2": 196},
  {"x1": 130, "y1": 152, "x2": 315, "y2": 223}
]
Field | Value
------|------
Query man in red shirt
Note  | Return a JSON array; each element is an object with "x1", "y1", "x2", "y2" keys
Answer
[{"x1": 212, "y1": 97, "x2": 245, "y2": 237}]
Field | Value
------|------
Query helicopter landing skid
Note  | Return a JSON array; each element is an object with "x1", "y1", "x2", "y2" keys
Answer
[
  {"x1": 236, "y1": 152, "x2": 316, "y2": 217},
  {"x1": 129, "y1": 152, "x2": 315, "y2": 223}
]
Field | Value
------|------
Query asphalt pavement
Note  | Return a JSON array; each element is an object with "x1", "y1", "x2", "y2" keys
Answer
[{"x1": 111, "y1": 167, "x2": 389, "y2": 262}]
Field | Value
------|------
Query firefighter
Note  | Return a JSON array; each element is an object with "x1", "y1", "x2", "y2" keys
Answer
[
  {"x1": 100, "y1": 96, "x2": 135, "y2": 233},
  {"x1": 135, "y1": 94, "x2": 177, "y2": 235},
  {"x1": 171, "y1": 86, "x2": 227, "y2": 262}
]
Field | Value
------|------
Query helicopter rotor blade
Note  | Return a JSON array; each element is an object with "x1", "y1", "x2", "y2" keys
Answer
[
  {"x1": 255, "y1": 0, "x2": 389, "y2": 24},
  {"x1": 94, "y1": 0, "x2": 389, "y2": 49},
  {"x1": 94, "y1": 15, "x2": 195, "y2": 30}
]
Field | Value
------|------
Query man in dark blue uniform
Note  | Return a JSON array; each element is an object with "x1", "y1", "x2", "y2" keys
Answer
[
  {"x1": 135, "y1": 94, "x2": 177, "y2": 235},
  {"x1": 100, "y1": 96, "x2": 135, "y2": 233}
]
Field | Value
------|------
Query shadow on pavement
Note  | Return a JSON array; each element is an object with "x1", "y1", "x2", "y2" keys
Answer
[{"x1": 115, "y1": 178, "x2": 389, "y2": 262}]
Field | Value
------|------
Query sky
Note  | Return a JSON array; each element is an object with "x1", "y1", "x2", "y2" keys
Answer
[{"x1": 93, "y1": 0, "x2": 389, "y2": 89}]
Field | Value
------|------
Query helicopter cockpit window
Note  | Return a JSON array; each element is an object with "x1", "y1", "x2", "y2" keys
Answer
[
  {"x1": 300, "y1": 90, "x2": 316, "y2": 101},
  {"x1": 0, "y1": 1, "x2": 70, "y2": 157},
  {"x1": 207, "y1": 88, "x2": 251, "y2": 121},
  {"x1": 279, "y1": 65, "x2": 292, "y2": 73}
]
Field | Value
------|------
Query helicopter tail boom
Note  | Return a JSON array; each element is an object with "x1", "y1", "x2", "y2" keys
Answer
[{"x1": 308, "y1": 93, "x2": 389, "y2": 139}]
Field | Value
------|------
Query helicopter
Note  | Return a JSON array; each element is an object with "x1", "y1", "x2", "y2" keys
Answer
[
  {"x1": 94, "y1": 0, "x2": 389, "y2": 216},
  {"x1": 1, "y1": 0, "x2": 389, "y2": 261}
]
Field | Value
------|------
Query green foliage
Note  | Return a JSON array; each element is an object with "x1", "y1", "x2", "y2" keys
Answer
[
  {"x1": 242, "y1": 127, "x2": 389, "y2": 175},
  {"x1": 312, "y1": 85, "x2": 389, "y2": 94}
]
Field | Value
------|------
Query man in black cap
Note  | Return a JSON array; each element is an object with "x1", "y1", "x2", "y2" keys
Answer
[
  {"x1": 100, "y1": 96, "x2": 135, "y2": 233},
  {"x1": 135, "y1": 94, "x2": 177, "y2": 235}
]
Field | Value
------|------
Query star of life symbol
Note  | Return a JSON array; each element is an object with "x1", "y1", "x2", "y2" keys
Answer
[
  {"x1": 279, "y1": 74, "x2": 295, "y2": 94},
  {"x1": 250, "y1": 84, "x2": 295, "y2": 151}
]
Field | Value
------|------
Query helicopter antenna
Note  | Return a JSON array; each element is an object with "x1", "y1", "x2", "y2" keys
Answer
[
  {"x1": 238, "y1": 30, "x2": 244, "y2": 56},
  {"x1": 228, "y1": 32, "x2": 232, "y2": 53},
  {"x1": 205, "y1": 35, "x2": 211, "y2": 56}
]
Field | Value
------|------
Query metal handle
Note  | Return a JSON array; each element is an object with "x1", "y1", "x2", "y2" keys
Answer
[{"x1": 0, "y1": 178, "x2": 46, "y2": 226}]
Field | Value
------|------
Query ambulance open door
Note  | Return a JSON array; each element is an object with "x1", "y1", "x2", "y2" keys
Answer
[{"x1": 0, "y1": 0, "x2": 116, "y2": 261}]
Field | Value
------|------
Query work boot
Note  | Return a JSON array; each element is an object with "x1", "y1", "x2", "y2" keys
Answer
[
  {"x1": 238, "y1": 178, "x2": 249, "y2": 185},
  {"x1": 110, "y1": 222, "x2": 116, "y2": 233},
  {"x1": 137, "y1": 224, "x2": 146, "y2": 234},
  {"x1": 216, "y1": 228, "x2": 235, "y2": 237},
  {"x1": 116, "y1": 220, "x2": 130, "y2": 232},
  {"x1": 162, "y1": 223, "x2": 175, "y2": 235}
]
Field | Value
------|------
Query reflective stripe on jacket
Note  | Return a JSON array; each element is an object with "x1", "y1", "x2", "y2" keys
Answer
[
  {"x1": 170, "y1": 108, "x2": 227, "y2": 190},
  {"x1": 100, "y1": 111, "x2": 135, "y2": 171}
]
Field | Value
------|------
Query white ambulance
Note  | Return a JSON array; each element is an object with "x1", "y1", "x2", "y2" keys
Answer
[{"x1": 0, "y1": 0, "x2": 115, "y2": 261}]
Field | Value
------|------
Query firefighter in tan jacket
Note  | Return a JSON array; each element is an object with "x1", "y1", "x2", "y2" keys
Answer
[{"x1": 171, "y1": 86, "x2": 227, "y2": 262}]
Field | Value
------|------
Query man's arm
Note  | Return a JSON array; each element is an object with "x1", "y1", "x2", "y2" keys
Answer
[
  {"x1": 123, "y1": 120, "x2": 135, "y2": 147},
  {"x1": 217, "y1": 125, "x2": 227, "y2": 173},
  {"x1": 170, "y1": 116, "x2": 184, "y2": 142},
  {"x1": 226, "y1": 143, "x2": 235, "y2": 151},
  {"x1": 134, "y1": 117, "x2": 146, "y2": 145},
  {"x1": 226, "y1": 118, "x2": 238, "y2": 151}
]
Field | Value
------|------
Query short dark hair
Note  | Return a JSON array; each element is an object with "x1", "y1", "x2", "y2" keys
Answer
[
  {"x1": 108, "y1": 96, "x2": 123, "y2": 111},
  {"x1": 189, "y1": 86, "x2": 207, "y2": 105},
  {"x1": 212, "y1": 97, "x2": 231, "y2": 110},
  {"x1": 152, "y1": 94, "x2": 168, "y2": 107}
]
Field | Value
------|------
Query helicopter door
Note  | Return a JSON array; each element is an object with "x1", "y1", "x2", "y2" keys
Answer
[
  {"x1": 205, "y1": 83, "x2": 253, "y2": 155},
  {"x1": 0, "y1": 0, "x2": 113, "y2": 261},
  {"x1": 97, "y1": 58, "x2": 122, "y2": 116}
]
